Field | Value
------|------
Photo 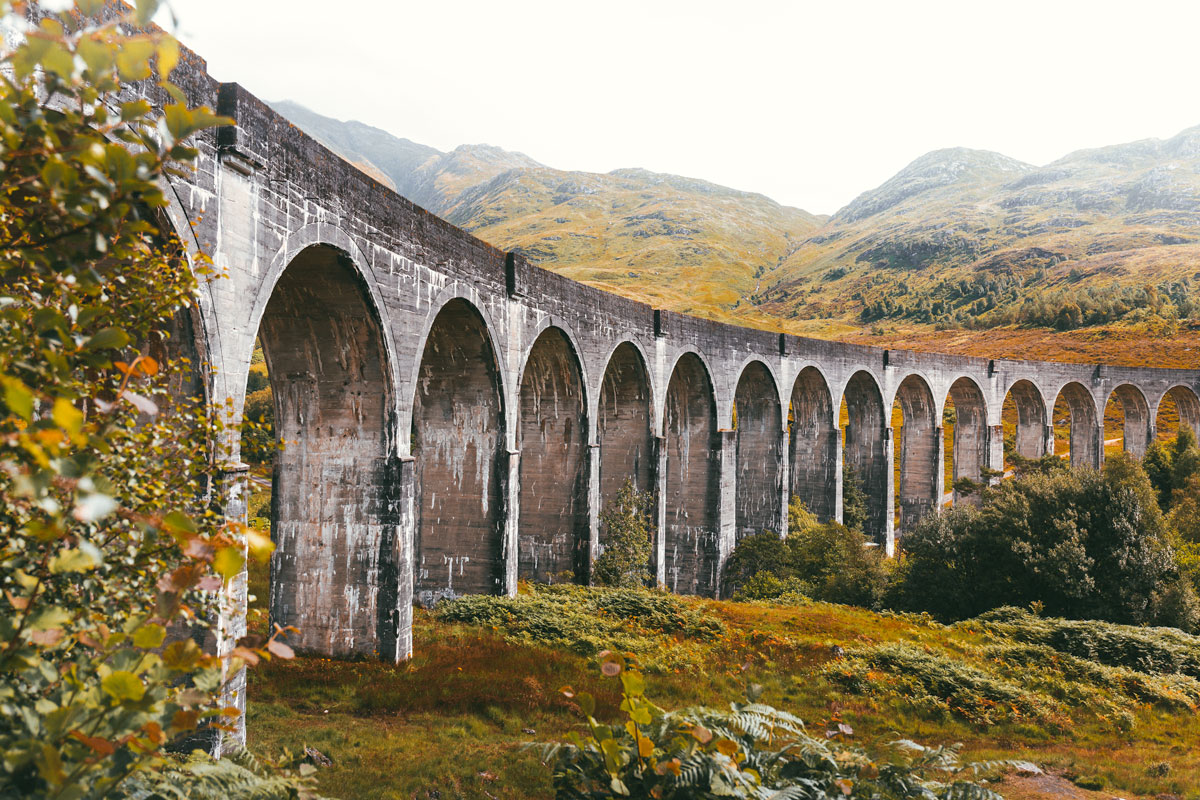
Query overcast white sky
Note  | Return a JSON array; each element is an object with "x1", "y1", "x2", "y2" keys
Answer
[{"x1": 154, "y1": 0, "x2": 1200, "y2": 215}]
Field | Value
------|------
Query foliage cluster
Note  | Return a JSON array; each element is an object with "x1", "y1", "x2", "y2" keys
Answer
[
  {"x1": 543, "y1": 652, "x2": 1004, "y2": 800},
  {"x1": 436, "y1": 585, "x2": 725, "y2": 672},
  {"x1": 724, "y1": 498, "x2": 889, "y2": 608},
  {"x1": 594, "y1": 479, "x2": 653, "y2": 589},
  {"x1": 889, "y1": 456, "x2": 1195, "y2": 629},
  {"x1": 0, "y1": 3, "x2": 303, "y2": 797},
  {"x1": 859, "y1": 273, "x2": 1197, "y2": 334},
  {"x1": 970, "y1": 606, "x2": 1200, "y2": 679}
]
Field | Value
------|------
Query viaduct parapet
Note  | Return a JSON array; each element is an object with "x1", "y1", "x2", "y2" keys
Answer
[{"x1": 147, "y1": 52, "x2": 1200, "y2": 679}]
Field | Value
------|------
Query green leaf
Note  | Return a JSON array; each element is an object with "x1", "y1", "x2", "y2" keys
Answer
[
  {"x1": 29, "y1": 607, "x2": 71, "y2": 632},
  {"x1": 132, "y1": 623, "x2": 165, "y2": 650},
  {"x1": 49, "y1": 544, "x2": 101, "y2": 574},
  {"x1": 101, "y1": 671, "x2": 145, "y2": 702},
  {"x1": 83, "y1": 327, "x2": 130, "y2": 351}
]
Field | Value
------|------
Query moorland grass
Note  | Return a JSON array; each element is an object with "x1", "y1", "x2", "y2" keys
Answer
[{"x1": 244, "y1": 581, "x2": 1200, "y2": 799}]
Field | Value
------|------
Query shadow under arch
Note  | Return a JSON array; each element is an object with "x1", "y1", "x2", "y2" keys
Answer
[
  {"x1": 1155, "y1": 385, "x2": 1200, "y2": 442},
  {"x1": 790, "y1": 366, "x2": 837, "y2": 522},
  {"x1": 1002, "y1": 379, "x2": 1048, "y2": 469},
  {"x1": 1105, "y1": 383, "x2": 1152, "y2": 458},
  {"x1": 733, "y1": 359, "x2": 782, "y2": 540},
  {"x1": 517, "y1": 326, "x2": 589, "y2": 584},
  {"x1": 892, "y1": 373, "x2": 938, "y2": 534},
  {"x1": 411, "y1": 297, "x2": 506, "y2": 605},
  {"x1": 840, "y1": 370, "x2": 888, "y2": 545},
  {"x1": 597, "y1": 341, "x2": 654, "y2": 550},
  {"x1": 1054, "y1": 382, "x2": 1101, "y2": 469},
  {"x1": 945, "y1": 376, "x2": 988, "y2": 505},
  {"x1": 662, "y1": 351, "x2": 720, "y2": 596},
  {"x1": 260, "y1": 243, "x2": 397, "y2": 657}
]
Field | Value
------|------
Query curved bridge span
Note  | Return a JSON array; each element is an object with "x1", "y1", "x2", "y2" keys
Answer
[{"x1": 155, "y1": 61, "x2": 1199, "y2": 665}]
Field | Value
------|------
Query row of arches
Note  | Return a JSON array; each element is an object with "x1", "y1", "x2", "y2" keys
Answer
[{"x1": 251, "y1": 245, "x2": 1200, "y2": 655}]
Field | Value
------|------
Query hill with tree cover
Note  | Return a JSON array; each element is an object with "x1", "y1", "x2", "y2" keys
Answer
[{"x1": 271, "y1": 101, "x2": 1200, "y2": 366}]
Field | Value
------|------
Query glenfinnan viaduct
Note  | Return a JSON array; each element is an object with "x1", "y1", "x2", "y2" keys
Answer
[{"x1": 146, "y1": 49, "x2": 1199, "y2": 689}]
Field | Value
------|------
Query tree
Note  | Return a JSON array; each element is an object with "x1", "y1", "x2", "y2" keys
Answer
[
  {"x1": 0, "y1": 4, "x2": 307, "y2": 796},
  {"x1": 594, "y1": 479, "x2": 653, "y2": 588},
  {"x1": 841, "y1": 462, "x2": 868, "y2": 534},
  {"x1": 892, "y1": 462, "x2": 1194, "y2": 630}
]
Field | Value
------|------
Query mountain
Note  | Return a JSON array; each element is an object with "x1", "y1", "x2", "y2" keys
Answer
[
  {"x1": 755, "y1": 129, "x2": 1200, "y2": 338},
  {"x1": 270, "y1": 100, "x2": 1200, "y2": 365},
  {"x1": 268, "y1": 101, "x2": 823, "y2": 315}
]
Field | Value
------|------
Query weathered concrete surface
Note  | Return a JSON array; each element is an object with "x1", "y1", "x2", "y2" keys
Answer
[{"x1": 136, "y1": 48, "x2": 1200, "y2": 698}]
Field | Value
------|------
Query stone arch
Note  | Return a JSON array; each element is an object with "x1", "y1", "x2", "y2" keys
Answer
[
  {"x1": 840, "y1": 370, "x2": 888, "y2": 545},
  {"x1": 893, "y1": 374, "x2": 939, "y2": 533},
  {"x1": 945, "y1": 376, "x2": 988, "y2": 505},
  {"x1": 663, "y1": 352, "x2": 720, "y2": 596},
  {"x1": 517, "y1": 327, "x2": 589, "y2": 584},
  {"x1": 789, "y1": 366, "x2": 837, "y2": 521},
  {"x1": 1106, "y1": 384, "x2": 1152, "y2": 458},
  {"x1": 407, "y1": 284, "x2": 508, "y2": 455},
  {"x1": 1002, "y1": 379, "x2": 1048, "y2": 469},
  {"x1": 1155, "y1": 385, "x2": 1200, "y2": 442},
  {"x1": 733, "y1": 360, "x2": 783, "y2": 540},
  {"x1": 412, "y1": 298, "x2": 506, "y2": 606},
  {"x1": 259, "y1": 243, "x2": 396, "y2": 657},
  {"x1": 1054, "y1": 382, "x2": 1101, "y2": 469},
  {"x1": 597, "y1": 342, "x2": 654, "y2": 548}
]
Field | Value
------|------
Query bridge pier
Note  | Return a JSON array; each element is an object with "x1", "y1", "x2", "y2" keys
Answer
[{"x1": 716, "y1": 429, "x2": 738, "y2": 597}]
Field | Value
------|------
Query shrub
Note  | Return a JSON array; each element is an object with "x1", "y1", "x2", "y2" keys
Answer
[
  {"x1": 891, "y1": 464, "x2": 1191, "y2": 628},
  {"x1": 724, "y1": 498, "x2": 890, "y2": 607},
  {"x1": 435, "y1": 586, "x2": 724, "y2": 672},
  {"x1": 824, "y1": 643, "x2": 1058, "y2": 727},
  {"x1": 542, "y1": 652, "x2": 1005, "y2": 799},
  {"x1": 595, "y1": 479, "x2": 653, "y2": 588},
  {"x1": 841, "y1": 463, "x2": 869, "y2": 534},
  {"x1": 971, "y1": 606, "x2": 1200, "y2": 678}
]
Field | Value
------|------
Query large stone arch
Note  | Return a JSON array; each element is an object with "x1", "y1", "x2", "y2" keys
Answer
[
  {"x1": 1106, "y1": 384, "x2": 1152, "y2": 458},
  {"x1": 412, "y1": 297, "x2": 506, "y2": 606},
  {"x1": 406, "y1": 284, "x2": 508, "y2": 456},
  {"x1": 789, "y1": 366, "x2": 837, "y2": 522},
  {"x1": 893, "y1": 373, "x2": 939, "y2": 533},
  {"x1": 840, "y1": 370, "x2": 888, "y2": 545},
  {"x1": 597, "y1": 341, "x2": 654, "y2": 542},
  {"x1": 1054, "y1": 382, "x2": 1101, "y2": 469},
  {"x1": 946, "y1": 376, "x2": 988, "y2": 504},
  {"x1": 1155, "y1": 385, "x2": 1200, "y2": 441},
  {"x1": 733, "y1": 360, "x2": 783, "y2": 540},
  {"x1": 1003, "y1": 379, "x2": 1048, "y2": 466},
  {"x1": 663, "y1": 352, "x2": 720, "y2": 596},
  {"x1": 259, "y1": 243, "x2": 396, "y2": 657},
  {"x1": 517, "y1": 327, "x2": 589, "y2": 584}
]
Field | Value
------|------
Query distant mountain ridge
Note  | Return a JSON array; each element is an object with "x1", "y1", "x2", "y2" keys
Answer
[
  {"x1": 269, "y1": 100, "x2": 1200, "y2": 361},
  {"x1": 268, "y1": 100, "x2": 822, "y2": 315}
]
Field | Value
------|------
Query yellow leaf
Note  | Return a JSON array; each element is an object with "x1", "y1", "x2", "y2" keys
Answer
[
  {"x1": 213, "y1": 545, "x2": 245, "y2": 584},
  {"x1": 132, "y1": 623, "x2": 165, "y2": 650}
]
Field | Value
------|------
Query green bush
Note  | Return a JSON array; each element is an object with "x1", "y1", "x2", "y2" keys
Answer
[
  {"x1": 542, "y1": 652, "x2": 1005, "y2": 799},
  {"x1": 436, "y1": 586, "x2": 725, "y2": 672},
  {"x1": 824, "y1": 643, "x2": 1058, "y2": 727},
  {"x1": 724, "y1": 498, "x2": 890, "y2": 607},
  {"x1": 890, "y1": 463, "x2": 1194, "y2": 629},
  {"x1": 971, "y1": 606, "x2": 1200, "y2": 678},
  {"x1": 594, "y1": 479, "x2": 653, "y2": 588}
]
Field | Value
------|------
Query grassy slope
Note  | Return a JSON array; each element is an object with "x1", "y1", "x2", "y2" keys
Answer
[{"x1": 244, "y1": 564, "x2": 1200, "y2": 800}]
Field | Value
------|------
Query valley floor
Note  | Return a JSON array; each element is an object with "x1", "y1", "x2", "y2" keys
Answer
[{"x1": 243, "y1": 581, "x2": 1200, "y2": 800}]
